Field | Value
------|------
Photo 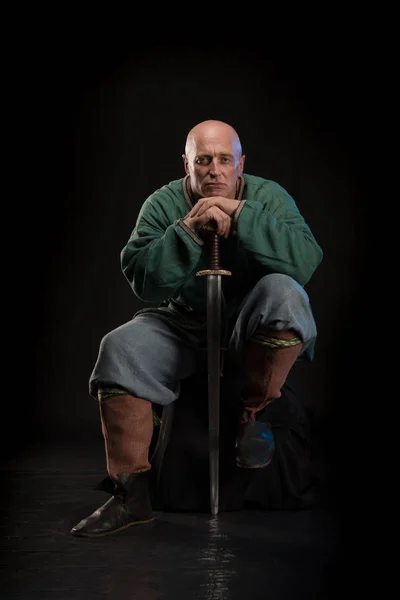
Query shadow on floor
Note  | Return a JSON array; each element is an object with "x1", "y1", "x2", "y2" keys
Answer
[{"x1": 0, "y1": 440, "x2": 346, "y2": 600}]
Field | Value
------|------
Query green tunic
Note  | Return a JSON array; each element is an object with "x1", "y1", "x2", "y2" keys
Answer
[{"x1": 120, "y1": 174, "x2": 323, "y2": 359}]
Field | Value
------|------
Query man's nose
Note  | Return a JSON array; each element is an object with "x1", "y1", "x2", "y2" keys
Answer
[{"x1": 209, "y1": 159, "x2": 221, "y2": 176}]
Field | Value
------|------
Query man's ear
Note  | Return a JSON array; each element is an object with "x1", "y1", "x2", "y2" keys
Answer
[
  {"x1": 182, "y1": 154, "x2": 189, "y2": 175},
  {"x1": 239, "y1": 154, "x2": 245, "y2": 175}
]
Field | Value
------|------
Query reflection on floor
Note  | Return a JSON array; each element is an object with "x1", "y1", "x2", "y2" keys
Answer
[{"x1": 1, "y1": 441, "x2": 344, "y2": 600}]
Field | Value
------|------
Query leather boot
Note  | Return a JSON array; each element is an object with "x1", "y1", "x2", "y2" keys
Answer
[
  {"x1": 70, "y1": 471, "x2": 154, "y2": 537},
  {"x1": 236, "y1": 330, "x2": 303, "y2": 469},
  {"x1": 70, "y1": 394, "x2": 154, "y2": 537}
]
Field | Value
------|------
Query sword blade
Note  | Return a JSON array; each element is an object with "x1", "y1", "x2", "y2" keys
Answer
[{"x1": 206, "y1": 274, "x2": 222, "y2": 516}]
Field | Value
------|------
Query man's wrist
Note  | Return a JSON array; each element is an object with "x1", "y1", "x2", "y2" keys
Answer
[
  {"x1": 183, "y1": 216, "x2": 195, "y2": 231},
  {"x1": 231, "y1": 199, "x2": 246, "y2": 232}
]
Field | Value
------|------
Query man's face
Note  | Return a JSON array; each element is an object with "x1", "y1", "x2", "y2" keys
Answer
[{"x1": 183, "y1": 135, "x2": 245, "y2": 199}]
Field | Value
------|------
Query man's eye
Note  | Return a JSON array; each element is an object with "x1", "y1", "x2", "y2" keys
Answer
[{"x1": 195, "y1": 157, "x2": 210, "y2": 165}]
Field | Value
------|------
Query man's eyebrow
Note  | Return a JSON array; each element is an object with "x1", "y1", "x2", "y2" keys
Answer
[{"x1": 196, "y1": 152, "x2": 234, "y2": 158}]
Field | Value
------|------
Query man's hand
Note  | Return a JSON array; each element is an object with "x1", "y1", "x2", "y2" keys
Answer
[
  {"x1": 183, "y1": 196, "x2": 239, "y2": 238},
  {"x1": 184, "y1": 205, "x2": 232, "y2": 238},
  {"x1": 189, "y1": 196, "x2": 239, "y2": 218}
]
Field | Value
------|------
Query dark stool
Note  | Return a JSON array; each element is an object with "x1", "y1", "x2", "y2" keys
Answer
[{"x1": 149, "y1": 364, "x2": 319, "y2": 513}]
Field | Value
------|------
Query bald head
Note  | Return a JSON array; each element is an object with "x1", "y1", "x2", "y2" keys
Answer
[
  {"x1": 185, "y1": 120, "x2": 242, "y2": 159},
  {"x1": 182, "y1": 120, "x2": 245, "y2": 199}
]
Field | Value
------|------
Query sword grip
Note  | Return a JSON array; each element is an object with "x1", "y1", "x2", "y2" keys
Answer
[
  {"x1": 196, "y1": 230, "x2": 231, "y2": 277},
  {"x1": 207, "y1": 233, "x2": 221, "y2": 270}
]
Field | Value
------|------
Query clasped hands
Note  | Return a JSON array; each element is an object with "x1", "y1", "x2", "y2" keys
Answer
[{"x1": 183, "y1": 196, "x2": 239, "y2": 239}]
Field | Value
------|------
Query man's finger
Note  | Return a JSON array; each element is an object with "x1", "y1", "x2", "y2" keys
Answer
[
  {"x1": 196, "y1": 200, "x2": 212, "y2": 217},
  {"x1": 199, "y1": 198, "x2": 223, "y2": 217},
  {"x1": 188, "y1": 199, "x2": 206, "y2": 217},
  {"x1": 193, "y1": 206, "x2": 231, "y2": 236},
  {"x1": 192, "y1": 198, "x2": 208, "y2": 216},
  {"x1": 187, "y1": 206, "x2": 199, "y2": 218}
]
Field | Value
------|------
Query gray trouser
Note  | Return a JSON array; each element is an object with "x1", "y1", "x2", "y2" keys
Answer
[{"x1": 89, "y1": 274, "x2": 317, "y2": 406}]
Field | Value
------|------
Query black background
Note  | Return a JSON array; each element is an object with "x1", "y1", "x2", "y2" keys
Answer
[
  {"x1": 3, "y1": 12, "x2": 394, "y2": 592},
  {"x1": 8, "y1": 31, "x2": 375, "y2": 506}
]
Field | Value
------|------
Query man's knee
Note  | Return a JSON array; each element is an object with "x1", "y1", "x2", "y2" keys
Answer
[
  {"x1": 98, "y1": 326, "x2": 125, "y2": 358},
  {"x1": 254, "y1": 273, "x2": 307, "y2": 303}
]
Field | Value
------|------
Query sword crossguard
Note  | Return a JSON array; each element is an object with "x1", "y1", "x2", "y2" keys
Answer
[{"x1": 196, "y1": 269, "x2": 231, "y2": 276}]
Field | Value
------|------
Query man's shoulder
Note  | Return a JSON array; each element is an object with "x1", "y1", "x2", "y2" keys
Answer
[
  {"x1": 152, "y1": 178, "x2": 185, "y2": 198},
  {"x1": 243, "y1": 173, "x2": 285, "y2": 194},
  {"x1": 135, "y1": 178, "x2": 186, "y2": 227},
  {"x1": 243, "y1": 174, "x2": 299, "y2": 212},
  {"x1": 141, "y1": 178, "x2": 185, "y2": 213}
]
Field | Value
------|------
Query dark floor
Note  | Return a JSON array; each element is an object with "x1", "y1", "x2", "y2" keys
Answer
[{"x1": 1, "y1": 441, "x2": 344, "y2": 600}]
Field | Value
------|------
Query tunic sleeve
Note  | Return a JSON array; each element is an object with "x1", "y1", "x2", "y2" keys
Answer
[
  {"x1": 120, "y1": 190, "x2": 204, "y2": 303},
  {"x1": 233, "y1": 183, "x2": 323, "y2": 286}
]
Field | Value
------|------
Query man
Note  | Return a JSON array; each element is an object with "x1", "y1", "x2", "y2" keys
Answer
[{"x1": 70, "y1": 119, "x2": 323, "y2": 537}]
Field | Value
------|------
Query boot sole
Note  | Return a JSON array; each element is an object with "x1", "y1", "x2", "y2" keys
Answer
[{"x1": 70, "y1": 517, "x2": 155, "y2": 537}]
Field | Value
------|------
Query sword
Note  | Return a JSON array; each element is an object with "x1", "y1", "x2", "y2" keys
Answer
[{"x1": 196, "y1": 230, "x2": 231, "y2": 515}]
